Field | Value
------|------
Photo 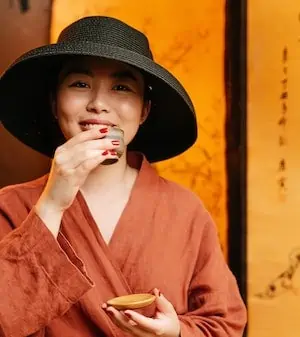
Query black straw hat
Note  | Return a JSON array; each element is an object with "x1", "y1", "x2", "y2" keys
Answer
[{"x1": 0, "y1": 16, "x2": 197, "y2": 162}]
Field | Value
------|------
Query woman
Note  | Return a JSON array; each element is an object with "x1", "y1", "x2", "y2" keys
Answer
[{"x1": 0, "y1": 16, "x2": 247, "y2": 337}]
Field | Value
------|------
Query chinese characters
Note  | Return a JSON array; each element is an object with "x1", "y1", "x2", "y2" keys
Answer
[{"x1": 277, "y1": 46, "x2": 288, "y2": 201}]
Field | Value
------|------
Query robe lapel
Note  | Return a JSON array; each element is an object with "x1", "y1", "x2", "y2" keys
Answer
[
  {"x1": 108, "y1": 156, "x2": 160, "y2": 276},
  {"x1": 60, "y1": 198, "x2": 129, "y2": 336}
]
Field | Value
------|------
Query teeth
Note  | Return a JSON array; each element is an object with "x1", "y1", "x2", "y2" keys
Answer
[{"x1": 81, "y1": 124, "x2": 102, "y2": 130}]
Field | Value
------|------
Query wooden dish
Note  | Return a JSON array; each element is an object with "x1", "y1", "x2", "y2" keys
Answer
[{"x1": 107, "y1": 293, "x2": 156, "y2": 310}]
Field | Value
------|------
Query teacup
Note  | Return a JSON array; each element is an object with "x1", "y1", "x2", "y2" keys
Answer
[{"x1": 102, "y1": 126, "x2": 125, "y2": 165}]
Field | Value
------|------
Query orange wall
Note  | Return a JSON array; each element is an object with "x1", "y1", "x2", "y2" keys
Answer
[{"x1": 51, "y1": 0, "x2": 227, "y2": 256}]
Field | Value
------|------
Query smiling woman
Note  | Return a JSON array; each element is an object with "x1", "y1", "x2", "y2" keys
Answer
[{"x1": 0, "y1": 15, "x2": 246, "y2": 337}]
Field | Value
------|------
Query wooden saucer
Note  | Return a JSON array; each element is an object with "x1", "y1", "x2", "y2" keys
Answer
[{"x1": 107, "y1": 293, "x2": 156, "y2": 310}]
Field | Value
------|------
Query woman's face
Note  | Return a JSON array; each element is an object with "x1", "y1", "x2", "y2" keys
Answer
[{"x1": 55, "y1": 56, "x2": 150, "y2": 145}]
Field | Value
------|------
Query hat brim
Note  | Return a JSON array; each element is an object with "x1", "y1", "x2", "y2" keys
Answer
[{"x1": 0, "y1": 41, "x2": 197, "y2": 162}]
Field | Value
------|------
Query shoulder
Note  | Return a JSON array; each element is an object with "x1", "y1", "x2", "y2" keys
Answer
[
  {"x1": 0, "y1": 175, "x2": 48, "y2": 235},
  {"x1": 0, "y1": 175, "x2": 48, "y2": 231},
  {"x1": 156, "y1": 175, "x2": 210, "y2": 223},
  {"x1": 158, "y1": 175, "x2": 205, "y2": 208},
  {"x1": 0, "y1": 175, "x2": 48, "y2": 206},
  {"x1": 154, "y1": 175, "x2": 220, "y2": 256}
]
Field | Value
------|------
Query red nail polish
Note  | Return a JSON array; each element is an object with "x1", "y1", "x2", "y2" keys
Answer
[
  {"x1": 99, "y1": 127, "x2": 108, "y2": 133},
  {"x1": 110, "y1": 150, "x2": 117, "y2": 155},
  {"x1": 111, "y1": 140, "x2": 120, "y2": 146},
  {"x1": 102, "y1": 150, "x2": 109, "y2": 155}
]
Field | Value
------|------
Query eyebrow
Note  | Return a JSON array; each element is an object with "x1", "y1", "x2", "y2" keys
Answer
[{"x1": 111, "y1": 70, "x2": 138, "y2": 82}]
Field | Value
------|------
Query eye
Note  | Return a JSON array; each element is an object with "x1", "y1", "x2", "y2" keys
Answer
[
  {"x1": 113, "y1": 84, "x2": 131, "y2": 91},
  {"x1": 69, "y1": 81, "x2": 90, "y2": 88}
]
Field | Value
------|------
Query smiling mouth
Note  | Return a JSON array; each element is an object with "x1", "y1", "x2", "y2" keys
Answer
[{"x1": 79, "y1": 120, "x2": 117, "y2": 130}]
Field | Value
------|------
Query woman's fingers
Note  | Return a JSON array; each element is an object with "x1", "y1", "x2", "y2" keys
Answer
[
  {"x1": 41, "y1": 126, "x2": 120, "y2": 212},
  {"x1": 55, "y1": 137, "x2": 120, "y2": 169},
  {"x1": 75, "y1": 150, "x2": 118, "y2": 175},
  {"x1": 123, "y1": 310, "x2": 163, "y2": 335},
  {"x1": 153, "y1": 289, "x2": 176, "y2": 316},
  {"x1": 105, "y1": 307, "x2": 154, "y2": 336},
  {"x1": 63, "y1": 126, "x2": 109, "y2": 149}
]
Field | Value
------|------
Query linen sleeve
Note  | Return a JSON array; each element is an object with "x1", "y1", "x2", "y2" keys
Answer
[
  {"x1": 0, "y1": 196, "x2": 94, "y2": 337},
  {"x1": 178, "y1": 211, "x2": 247, "y2": 337}
]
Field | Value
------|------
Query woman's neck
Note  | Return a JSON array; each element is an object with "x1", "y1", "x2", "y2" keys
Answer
[{"x1": 80, "y1": 151, "x2": 137, "y2": 197}]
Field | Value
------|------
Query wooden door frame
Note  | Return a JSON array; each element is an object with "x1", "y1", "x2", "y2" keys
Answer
[{"x1": 225, "y1": 0, "x2": 248, "y2": 313}]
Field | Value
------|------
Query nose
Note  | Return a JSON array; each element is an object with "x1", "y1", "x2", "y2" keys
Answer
[{"x1": 86, "y1": 88, "x2": 110, "y2": 114}]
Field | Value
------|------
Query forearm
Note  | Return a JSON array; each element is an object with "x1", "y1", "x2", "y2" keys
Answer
[
  {"x1": 0, "y1": 210, "x2": 93, "y2": 336},
  {"x1": 178, "y1": 286, "x2": 247, "y2": 337},
  {"x1": 35, "y1": 197, "x2": 64, "y2": 238},
  {"x1": 181, "y1": 211, "x2": 247, "y2": 336},
  {"x1": 178, "y1": 309, "x2": 247, "y2": 337}
]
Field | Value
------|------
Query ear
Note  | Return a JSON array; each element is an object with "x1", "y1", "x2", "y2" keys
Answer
[{"x1": 140, "y1": 100, "x2": 151, "y2": 125}]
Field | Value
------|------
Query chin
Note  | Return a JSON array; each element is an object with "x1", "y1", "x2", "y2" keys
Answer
[
  {"x1": 124, "y1": 128, "x2": 139, "y2": 145},
  {"x1": 60, "y1": 130, "x2": 79, "y2": 140},
  {"x1": 124, "y1": 135, "x2": 136, "y2": 146}
]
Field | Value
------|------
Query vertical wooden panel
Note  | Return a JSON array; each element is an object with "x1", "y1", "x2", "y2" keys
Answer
[
  {"x1": 247, "y1": 1, "x2": 300, "y2": 336},
  {"x1": 51, "y1": 0, "x2": 228, "y2": 255},
  {"x1": 225, "y1": 0, "x2": 247, "y2": 297}
]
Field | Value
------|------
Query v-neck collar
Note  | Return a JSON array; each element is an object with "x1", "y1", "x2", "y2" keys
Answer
[{"x1": 76, "y1": 152, "x2": 160, "y2": 260}]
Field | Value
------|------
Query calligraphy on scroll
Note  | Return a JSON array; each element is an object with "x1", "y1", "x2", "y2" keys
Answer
[{"x1": 277, "y1": 47, "x2": 288, "y2": 201}]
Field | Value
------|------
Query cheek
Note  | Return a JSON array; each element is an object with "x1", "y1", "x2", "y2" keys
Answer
[
  {"x1": 56, "y1": 90, "x2": 85, "y2": 120},
  {"x1": 116, "y1": 99, "x2": 143, "y2": 122},
  {"x1": 55, "y1": 91, "x2": 85, "y2": 138},
  {"x1": 115, "y1": 99, "x2": 144, "y2": 144}
]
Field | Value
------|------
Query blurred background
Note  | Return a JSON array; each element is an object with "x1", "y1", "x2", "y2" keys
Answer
[{"x1": 0, "y1": 1, "x2": 299, "y2": 336}]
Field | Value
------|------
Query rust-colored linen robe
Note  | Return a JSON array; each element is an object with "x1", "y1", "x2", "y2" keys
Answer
[{"x1": 0, "y1": 154, "x2": 247, "y2": 337}]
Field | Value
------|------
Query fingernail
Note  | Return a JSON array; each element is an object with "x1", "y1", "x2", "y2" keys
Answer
[
  {"x1": 124, "y1": 312, "x2": 132, "y2": 319},
  {"x1": 102, "y1": 150, "x2": 109, "y2": 155},
  {"x1": 100, "y1": 127, "x2": 108, "y2": 133},
  {"x1": 155, "y1": 288, "x2": 161, "y2": 297},
  {"x1": 110, "y1": 150, "x2": 117, "y2": 156},
  {"x1": 111, "y1": 140, "x2": 120, "y2": 146}
]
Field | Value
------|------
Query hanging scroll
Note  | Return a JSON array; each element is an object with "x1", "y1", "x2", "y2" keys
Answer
[{"x1": 247, "y1": 1, "x2": 300, "y2": 336}]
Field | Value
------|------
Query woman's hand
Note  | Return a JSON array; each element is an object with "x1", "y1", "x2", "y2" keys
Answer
[
  {"x1": 103, "y1": 289, "x2": 181, "y2": 337},
  {"x1": 35, "y1": 126, "x2": 119, "y2": 236}
]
